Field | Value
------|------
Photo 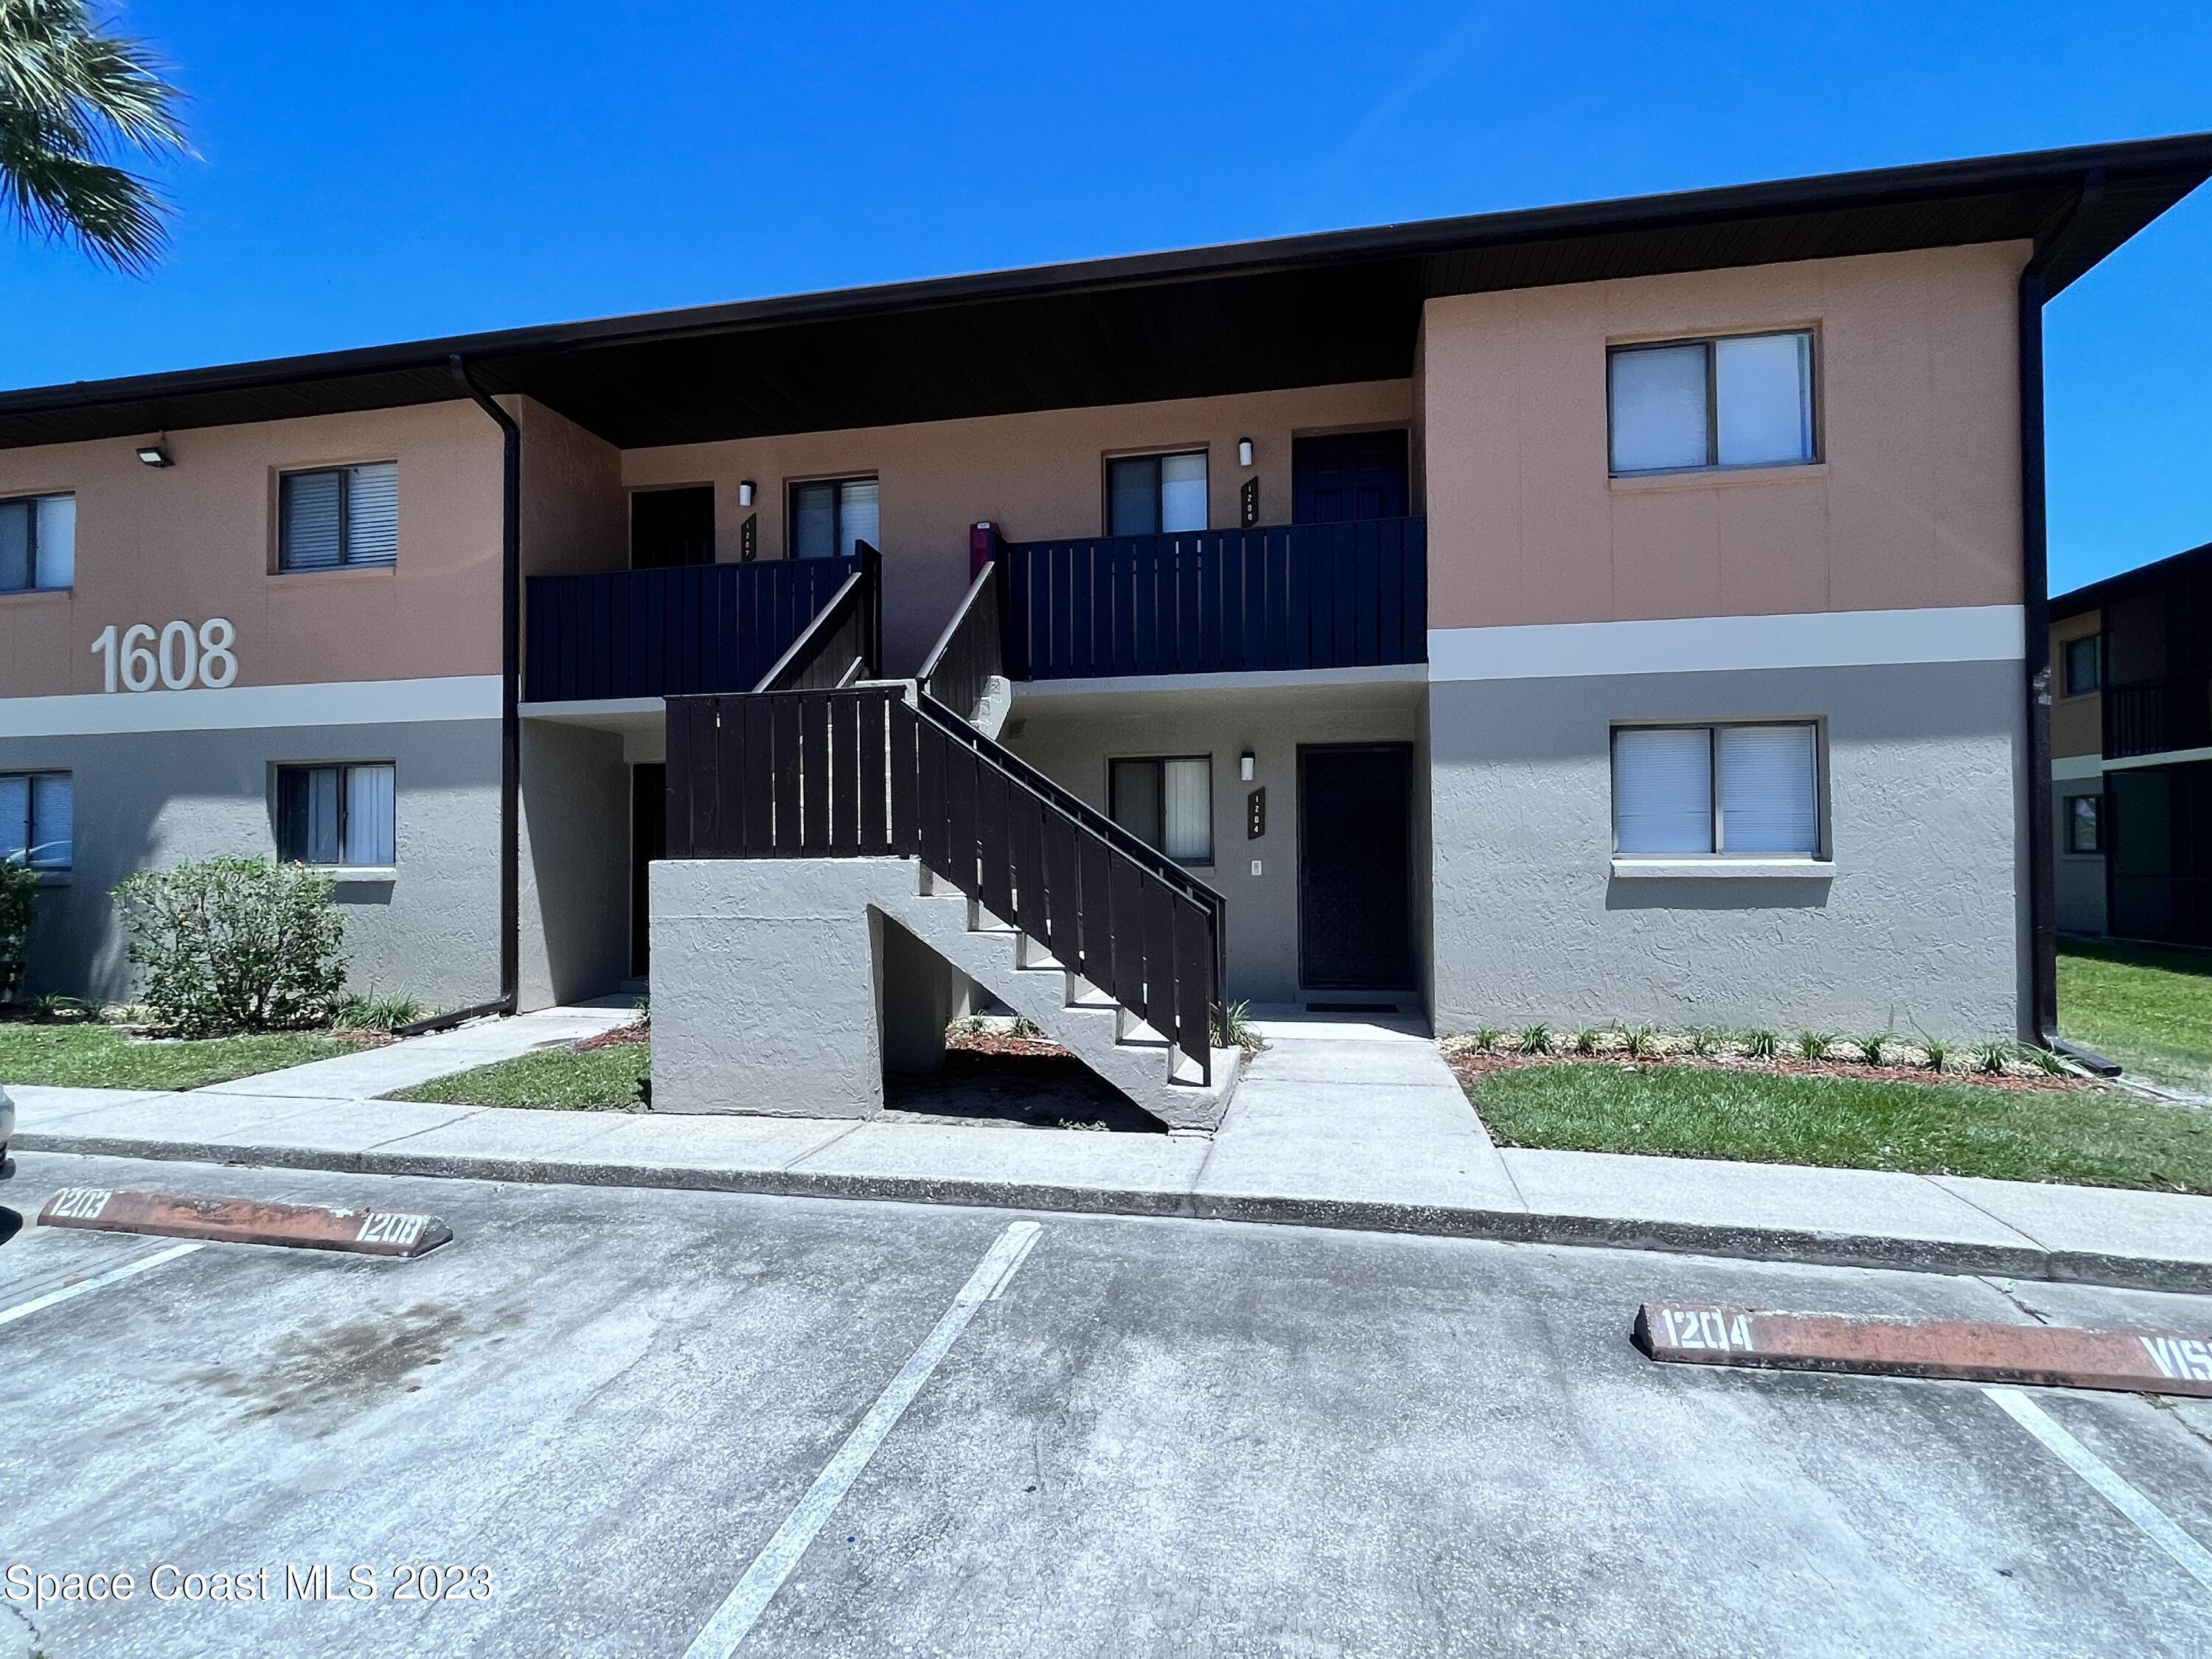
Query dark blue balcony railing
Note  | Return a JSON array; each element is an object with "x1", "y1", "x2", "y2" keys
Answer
[
  {"x1": 999, "y1": 517, "x2": 1425, "y2": 681},
  {"x1": 524, "y1": 556, "x2": 860, "y2": 703},
  {"x1": 2105, "y1": 672, "x2": 2212, "y2": 762}
]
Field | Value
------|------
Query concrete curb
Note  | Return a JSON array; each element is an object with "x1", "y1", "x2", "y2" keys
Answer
[{"x1": 20, "y1": 1127, "x2": 2211, "y2": 1295}]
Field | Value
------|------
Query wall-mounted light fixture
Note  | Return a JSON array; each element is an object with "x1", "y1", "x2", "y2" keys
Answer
[
  {"x1": 737, "y1": 479, "x2": 755, "y2": 507},
  {"x1": 136, "y1": 443, "x2": 173, "y2": 468},
  {"x1": 1240, "y1": 749, "x2": 1256, "y2": 782},
  {"x1": 1237, "y1": 438, "x2": 1253, "y2": 467}
]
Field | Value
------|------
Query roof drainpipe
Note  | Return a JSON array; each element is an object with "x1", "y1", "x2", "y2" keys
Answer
[
  {"x1": 2017, "y1": 178, "x2": 2118, "y2": 1074},
  {"x1": 394, "y1": 359, "x2": 521, "y2": 1037}
]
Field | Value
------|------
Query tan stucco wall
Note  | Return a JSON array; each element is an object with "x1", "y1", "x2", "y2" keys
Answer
[
  {"x1": 620, "y1": 380, "x2": 1413, "y2": 675},
  {"x1": 518, "y1": 397, "x2": 626, "y2": 580},
  {"x1": 1419, "y1": 242, "x2": 2030, "y2": 631},
  {"x1": 0, "y1": 402, "x2": 504, "y2": 698},
  {"x1": 2051, "y1": 609, "x2": 2104, "y2": 759}
]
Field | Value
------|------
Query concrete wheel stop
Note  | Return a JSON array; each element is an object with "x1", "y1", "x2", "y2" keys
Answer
[
  {"x1": 39, "y1": 1186, "x2": 451, "y2": 1258},
  {"x1": 1635, "y1": 1302, "x2": 2212, "y2": 1397}
]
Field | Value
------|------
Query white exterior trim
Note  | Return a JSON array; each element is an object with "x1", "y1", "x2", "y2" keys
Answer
[
  {"x1": 0, "y1": 675, "x2": 500, "y2": 737},
  {"x1": 2105, "y1": 743, "x2": 2212, "y2": 773},
  {"x1": 1428, "y1": 605, "x2": 2025, "y2": 682},
  {"x1": 2051, "y1": 754, "x2": 2106, "y2": 782}
]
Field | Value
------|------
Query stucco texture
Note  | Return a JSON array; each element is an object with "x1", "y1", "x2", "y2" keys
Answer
[
  {"x1": 620, "y1": 380, "x2": 1413, "y2": 676},
  {"x1": 1427, "y1": 659, "x2": 2027, "y2": 1039},
  {"x1": 1, "y1": 719, "x2": 502, "y2": 1009},
  {"x1": 0, "y1": 402, "x2": 504, "y2": 700},
  {"x1": 1003, "y1": 678, "x2": 1424, "y2": 1006},
  {"x1": 1418, "y1": 243, "x2": 2030, "y2": 633}
]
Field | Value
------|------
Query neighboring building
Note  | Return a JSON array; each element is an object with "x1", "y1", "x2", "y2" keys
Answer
[
  {"x1": 2050, "y1": 540, "x2": 2212, "y2": 949},
  {"x1": 2, "y1": 136, "x2": 2208, "y2": 1108}
]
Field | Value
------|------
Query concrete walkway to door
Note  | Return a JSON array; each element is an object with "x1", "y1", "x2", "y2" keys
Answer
[{"x1": 1192, "y1": 1012, "x2": 1524, "y2": 1217}]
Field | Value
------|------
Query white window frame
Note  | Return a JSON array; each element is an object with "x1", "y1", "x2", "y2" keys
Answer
[
  {"x1": 1, "y1": 770, "x2": 72, "y2": 871},
  {"x1": 2064, "y1": 792, "x2": 2103, "y2": 857},
  {"x1": 1610, "y1": 720, "x2": 1826, "y2": 861},
  {"x1": 0, "y1": 491, "x2": 75, "y2": 593},
  {"x1": 274, "y1": 761, "x2": 396, "y2": 870},
  {"x1": 277, "y1": 462, "x2": 400, "y2": 572},
  {"x1": 1607, "y1": 330, "x2": 1820, "y2": 477}
]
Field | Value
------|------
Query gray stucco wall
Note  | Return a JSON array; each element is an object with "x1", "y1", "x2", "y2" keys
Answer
[
  {"x1": 1, "y1": 720, "x2": 502, "y2": 1009},
  {"x1": 2051, "y1": 779, "x2": 2108, "y2": 936},
  {"x1": 1428, "y1": 659, "x2": 2027, "y2": 1039},
  {"x1": 519, "y1": 720, "x2": 632, "y2": 1008},
  {"x1": 1003, "y1": 681, "x2": 1421, "y2": 1006}
]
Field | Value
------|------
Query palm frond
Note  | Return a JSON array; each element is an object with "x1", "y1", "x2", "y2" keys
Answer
[{"x1": 0, "y1": 0, "x2": 187, "y2": 271}]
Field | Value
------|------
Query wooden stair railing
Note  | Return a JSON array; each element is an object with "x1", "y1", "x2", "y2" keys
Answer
[{"x1": 664, "y1": 679, "x2": 1224, "y2": 1085}]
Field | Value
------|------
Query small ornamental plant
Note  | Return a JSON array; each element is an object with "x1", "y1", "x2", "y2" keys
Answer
[
  {"x1": 115, "y1": 858, "x2": 349, "y2": 1034},
  {"x1": 0, "y1": 855, "x2": 38, "y2": 1004}
]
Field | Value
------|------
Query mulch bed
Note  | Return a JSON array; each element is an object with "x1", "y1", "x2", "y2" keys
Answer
[
  {"x1": 945, "y1": 1028, "x2": 1071, "y2": 1060},
  {"x1": 574, "y1": 1021, "x2": 650, "y2": 1051},
  {"x1": 1443, "y1": 1047, "x2": 2095, "y2": 1095}
]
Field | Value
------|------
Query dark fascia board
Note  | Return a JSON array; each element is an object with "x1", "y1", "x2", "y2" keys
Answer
[
  {"x1": 2052, "y1": 538, "x2": 2212, "y2": 619},
  {"x1": 3, "y1": 130, "x2": 2207, "y2": 449}
]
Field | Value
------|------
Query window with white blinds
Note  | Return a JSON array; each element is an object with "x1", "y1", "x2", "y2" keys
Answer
[
  {"x1": 279, "y1": 462, "x2": 399, "y2": 571},
  {"x1": 1609, "y1": 331, "x2": 1816, "y2": 476},
  {"x1": 276, "y1": 762, "x2": 395, "y2": 866},
  {"x1": 1109, "y1": 755, "x2": 1213, "y2": 865},
  {"x1": 790, "y1": 477, "x2": 879, "y2": 560},
  {"x1": 0, "y1": 493, "x2": 75, "y2": 591},
  {"x1": 1106, "y1": 451, "x2": 1208, "y2": 536},
  {"x1": 1613, "y1": 723, "x2": 1820, "y2": 858},
  {"x1": 1, "y1": 771, "x2": 72, "y2": 869}
]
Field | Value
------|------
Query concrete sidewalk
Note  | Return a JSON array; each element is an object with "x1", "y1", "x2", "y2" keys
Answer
[
  {"x1": 9, "y1": 1013, "x2": 2212, "y2": 1294},
  {"x1": 191, "y1": 1003, "x2": 638, "y2": 1100}
]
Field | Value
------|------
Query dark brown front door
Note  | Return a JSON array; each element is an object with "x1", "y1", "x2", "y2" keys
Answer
[{"x1": 1298, "y1": 744, "x2": 1414, "y2": 990}]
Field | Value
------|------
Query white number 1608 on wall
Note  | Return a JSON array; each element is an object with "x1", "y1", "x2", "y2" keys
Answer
[{"x1": 91, "y1": 619, "x2": 238, "y2": 692}]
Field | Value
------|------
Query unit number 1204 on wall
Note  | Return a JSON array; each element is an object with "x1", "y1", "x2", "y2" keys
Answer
[{"x1": 90, "y1": 619, "x2": 239, "y2": 692}]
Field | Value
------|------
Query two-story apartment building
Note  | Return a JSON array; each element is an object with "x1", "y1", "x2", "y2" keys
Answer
[
  {"x1": 3, "y1": 136, "x2": 2207, "y2": 1109},
  {"x1": 2050, "y1": 539, "x2": 2212, "y2": 949}
]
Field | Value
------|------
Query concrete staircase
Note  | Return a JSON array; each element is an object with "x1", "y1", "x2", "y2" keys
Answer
[{"x1": 888, "y1": 865, "x2": 1243, "y2": 1133}]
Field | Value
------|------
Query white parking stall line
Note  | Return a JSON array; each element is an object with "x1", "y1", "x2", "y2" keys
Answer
[
  {"x1": 0, "y1": 1239, "x2": 207, "y2": 1329},
  {"x1": 1986, "y1": 1386, "x2": 2212, "y2": 1592},
  {"x1": 684, "y1": 1220, "x2": 1045, "y2": 1659}
]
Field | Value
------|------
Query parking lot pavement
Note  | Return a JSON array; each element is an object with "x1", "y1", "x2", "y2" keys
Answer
[{"x1": 6, "y1": 1152, "x2": 2212, "y2": 1659}]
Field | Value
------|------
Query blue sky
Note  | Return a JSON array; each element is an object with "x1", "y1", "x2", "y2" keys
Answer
[{"x1": 2, "y1": 1, "x2": 2205, "y2": 594}]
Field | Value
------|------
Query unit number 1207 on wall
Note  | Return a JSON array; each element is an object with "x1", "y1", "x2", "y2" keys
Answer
[{"x1": 91, "y1": 619, "x2": 240, "y2": 692}]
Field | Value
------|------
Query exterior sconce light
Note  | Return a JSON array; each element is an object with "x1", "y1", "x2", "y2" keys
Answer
[
  {"x1": 136, "y1": 443, "x2": 173, "y2": 467},
  {"x1": 737, "y1": 479, "x2": 755, "y2": 507},
  {"x1": 1240, "y1": 750, "x2": 1256, "y2": 782},
  {"x1": 1237, "y1": 438, "x2": 1253, "y2": 467}
]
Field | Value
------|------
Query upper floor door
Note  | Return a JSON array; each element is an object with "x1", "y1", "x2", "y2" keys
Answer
[{"x1": 1291, "y1": 429, "x2": 1408, "y2": 524}]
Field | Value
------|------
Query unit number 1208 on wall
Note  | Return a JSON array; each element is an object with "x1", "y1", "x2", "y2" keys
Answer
[{"x1": 91, "y1": 619, "x2": 240, "y2": 692}]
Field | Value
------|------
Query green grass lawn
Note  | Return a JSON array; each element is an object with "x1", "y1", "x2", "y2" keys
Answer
[
  {"x1": 388, "y1": 1043, "x2": 647, "y2": 1110},
  {"x1": 0, "y1": 1023, "x2": 355, "y2": 1090},
  {"x1": 1471, "y1": 1062, "x2": 2212, "y2": 1193},
  {"x1": 2058, "y1": 937, "x2": 2212, "y2": 1095}
]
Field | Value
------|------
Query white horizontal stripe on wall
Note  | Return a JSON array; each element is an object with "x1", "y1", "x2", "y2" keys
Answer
[
  {"x1": 2051, "y1": 754, "x2": 2105, "y2": 782},
  {"x1": 1, "y1": 675, "x2": 501, "y2": 738},
  {"x1": 1429, "y1": 605, "x2": 2025, "y2": 683}
]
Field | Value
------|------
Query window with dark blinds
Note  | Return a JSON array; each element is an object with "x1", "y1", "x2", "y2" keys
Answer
[{"x1": 279, "y1": 463, "x2": 398, "y2": 570}]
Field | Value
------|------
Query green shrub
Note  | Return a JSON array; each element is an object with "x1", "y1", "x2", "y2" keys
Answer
[
  {"x1": 1517, "y1": 1023, "x2": 1554, "y2": 1056},
  {"x1": 1855, "y1": 1032, "x2": 1893, "y2": 1066},
  {"x1": 1795, "y1": 1031, "x2": 1834, "y2": 1062},
  {"x1": 1571, "y1": 1026, "x2": 1603, "y2": 1056},
  {"x1": 1740, "y1": 1028, "x2": 1778, "y2": 1060},
  {"x1": 1470, "y1": 1026, "x2": 1503, "y2": 1051},
  {"x1": 1921, "y1": 1035, "x2": 1950, "y2": 1074},
  {"x1": 1685, "y1": 1026, "x2": 1723, "y2": 1059},
  {"x1": 1622, "y1": 1023, "x2": 1658, "y2": 1060},
  {"x1": 0, "y1": 856, "x2": 38, "y2": 1003},
  {"x1": 115, "y1": 858, "x2": 349, "y2": 1035},
  {"x1": 1211, "y1": 998, "x2": 1259, "y2": 1052}
]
